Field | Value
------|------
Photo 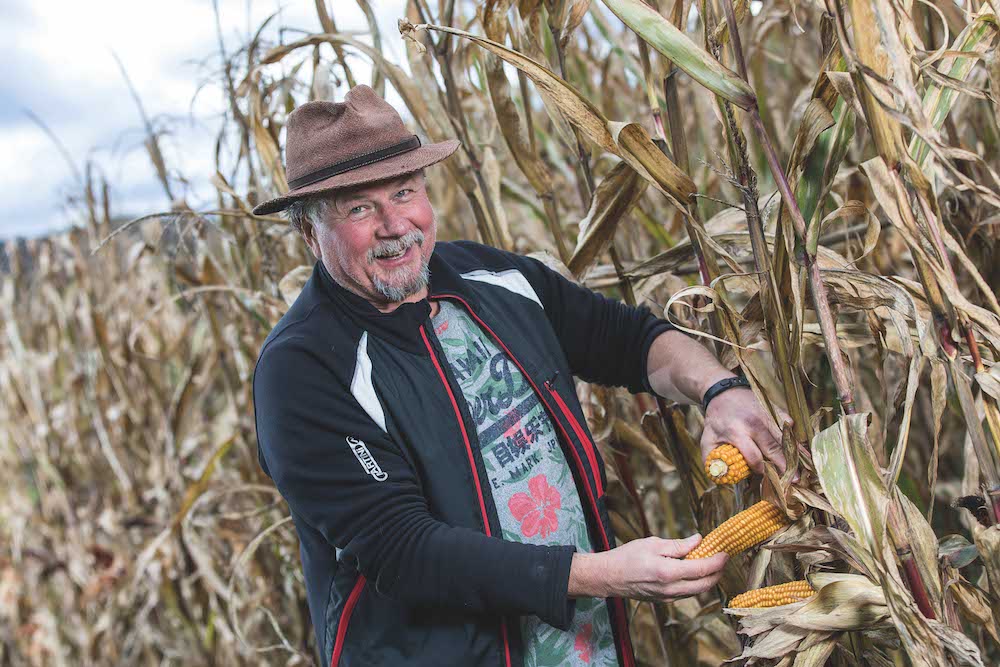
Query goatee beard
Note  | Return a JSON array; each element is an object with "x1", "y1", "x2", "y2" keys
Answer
[
  {"x1": 366, "y1": 229, "x2": 430, "y2": 302},
  {"x1": 372, "y1": 261, "x2": 431, "y2": 302}
]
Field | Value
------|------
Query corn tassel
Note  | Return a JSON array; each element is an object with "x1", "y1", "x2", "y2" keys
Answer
[
  {"x1": 706, "y1": 444, "x2": 750, "y2": 484},
  {"x1": 685, "y1": 500, "x2": 788, "y2": 559},
  {"x1": 728, "y1": 580, "x2": 815, "y2": 608}
]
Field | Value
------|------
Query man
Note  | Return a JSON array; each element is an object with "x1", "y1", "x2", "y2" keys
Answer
[{"x1": 252, "y1": 85, "x2": 787, "y2": 667}]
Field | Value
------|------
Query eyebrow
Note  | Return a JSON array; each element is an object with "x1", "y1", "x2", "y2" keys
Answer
[{"x1": 336, "y1": 175, "x2": 418, "y2": 208}]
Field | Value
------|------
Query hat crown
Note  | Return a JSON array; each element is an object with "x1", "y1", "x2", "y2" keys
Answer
[
  {"x1": 250, "y1": 84, "x2": 460, "y2": 216},
  {"x1": 284, "y1": 85, "x2": 411, "y2": 183}
]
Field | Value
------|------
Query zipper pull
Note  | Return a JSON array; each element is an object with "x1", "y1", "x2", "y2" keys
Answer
[{"x1": 544, "y1": 371, "x2": 559, "y2": 390}]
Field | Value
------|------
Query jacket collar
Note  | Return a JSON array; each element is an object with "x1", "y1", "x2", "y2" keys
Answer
[{"x1": 311, "y1": 242, "x2": 479, "y2": 354}]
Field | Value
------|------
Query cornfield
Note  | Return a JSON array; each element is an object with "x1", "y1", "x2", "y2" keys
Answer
[{"x1": 3, "y1": 0, "x2": 1000, "y2": 664}]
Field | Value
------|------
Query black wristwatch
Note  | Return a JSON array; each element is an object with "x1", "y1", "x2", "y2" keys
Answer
[{"x1": 701, "y1": 375, "x2": 751, "y2": 411}]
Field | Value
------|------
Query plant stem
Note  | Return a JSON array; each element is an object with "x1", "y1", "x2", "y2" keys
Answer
[
  {"x1": 713, "y1": 37, "x2": 811, "y2": 442},
  {"x1": 552, "y1": 28, "x2": 596, "y2": 204},
  {"x1": 888, "y1": 503, "x2": 937, "y2": 619},
  {"x1": 747, "y1": 111, "x2": 856, "y2": 413},
  {"x1": 412, "y1": 3, "x2": 508, "y2": 249},
  {"x1": 313, "y1": 0, "x2": 356, "y2": 88},
  {"x1": 721, "y1": 0, "x2": 854, "y2": 413}
]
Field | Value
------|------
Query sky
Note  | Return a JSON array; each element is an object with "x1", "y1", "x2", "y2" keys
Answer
[{"x1": 0, "y1": 0, "x2": 405, "y2": 240}]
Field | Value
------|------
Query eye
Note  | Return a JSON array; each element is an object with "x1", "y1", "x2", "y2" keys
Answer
[
  {"x1": 349, "y1": 204, "x2": 368, "y2": 216},
  {"x1": 394, "y1": 188, "x2": 413, "y2": 199}
]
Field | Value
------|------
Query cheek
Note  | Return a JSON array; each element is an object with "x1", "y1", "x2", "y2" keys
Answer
[
  {"x1": 414, "y1": 202, "x2": 437, "y2": 239},
  {"x1": 331, "y1": 226, "x2": 372, "y2": 263}
]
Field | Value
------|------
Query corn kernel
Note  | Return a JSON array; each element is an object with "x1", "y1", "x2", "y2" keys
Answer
[
  {"x1": 685, "y1": 501, "x2": 788, "y2": 559},
  {"x1": 728, "y1": 580, "x2": 815, "y2": 608}
]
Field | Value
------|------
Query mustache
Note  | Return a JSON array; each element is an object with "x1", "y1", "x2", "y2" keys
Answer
[{"x1": 367, "y1": 230, "x2": 425, "y2": 263}]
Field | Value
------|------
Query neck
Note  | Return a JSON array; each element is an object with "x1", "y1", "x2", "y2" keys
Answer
[{"x1": 372, "y1": 286, "x2": 430, "y2": 314}]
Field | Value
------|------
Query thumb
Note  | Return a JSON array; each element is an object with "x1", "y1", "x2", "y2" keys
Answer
[{"x1": 659, "y1": 533, "x2": 702, "y2": 559}]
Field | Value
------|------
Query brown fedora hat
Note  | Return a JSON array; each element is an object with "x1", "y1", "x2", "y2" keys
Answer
[{"x1": 252, "y1": 85, "x2": 460, "y2": 216}]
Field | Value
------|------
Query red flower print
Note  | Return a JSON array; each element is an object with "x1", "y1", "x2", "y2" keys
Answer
[
  {"x1": 507, "y1": 474, "x2": 561, "y2": 538},
  {"x1": 574, "y1": 622, "x2": 593, "y2": 662}
]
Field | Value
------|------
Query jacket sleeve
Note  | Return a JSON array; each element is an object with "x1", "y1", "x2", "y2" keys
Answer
[
  {"x1": 253, "y1": 338, "x2": 577, "y2": 629},
  {"x1": 508, "y1": 252, "x2": 676, "y2": 394}
]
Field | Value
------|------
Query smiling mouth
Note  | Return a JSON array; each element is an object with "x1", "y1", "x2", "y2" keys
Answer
[
  {"x1": 368, "y1": 230, "x2": 426, "y2": 265},
  {"x1": 374, "y1": 245, "x2": 412, "y2": 264},
  {"x1": 378, "y1": 247, "x2": 408, "y2": 260}
]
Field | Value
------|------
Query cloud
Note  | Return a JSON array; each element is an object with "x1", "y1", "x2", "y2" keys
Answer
[{"x1": 0, "y1": 0, "x2": 408, "y2": 240}]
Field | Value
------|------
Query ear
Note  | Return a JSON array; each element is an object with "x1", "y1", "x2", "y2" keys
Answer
[{"x1": 300, "y1": 221, "x2": 321, "y2": 259}]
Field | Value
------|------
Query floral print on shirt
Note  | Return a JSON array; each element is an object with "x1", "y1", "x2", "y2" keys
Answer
[{"x1": 509, "y1": 474, "x2": 562, "y2": 538}]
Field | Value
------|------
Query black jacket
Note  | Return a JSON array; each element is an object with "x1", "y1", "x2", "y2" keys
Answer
[{"x1": 253, "y1": 241, "x2": 673, "y2": 666}]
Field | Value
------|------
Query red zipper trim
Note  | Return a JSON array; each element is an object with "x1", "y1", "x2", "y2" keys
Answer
[
  {"x1": 421, "y1": 325, "x2": 490, "y2": 534},
  {"x1": 330, "y1": 575, "x2": 366, "y2": 667},
  {"x1": 433, "y1": 295, "x2": 636, "y2": 667},
  {"x1": 420, "y1": 324, "x2": 512, "y2": 667},
  {"x1": 545, "y1": 384, "x2": 605, "y2": 497}
]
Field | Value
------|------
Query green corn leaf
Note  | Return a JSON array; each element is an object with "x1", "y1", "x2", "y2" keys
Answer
[{"x1": 601, "y1": 0, "x2": 757, "y2": 109}]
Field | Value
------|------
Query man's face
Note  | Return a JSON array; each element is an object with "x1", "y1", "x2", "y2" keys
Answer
[{"x1": 302, "y1": 172, "x2": 436, "y2": 312}]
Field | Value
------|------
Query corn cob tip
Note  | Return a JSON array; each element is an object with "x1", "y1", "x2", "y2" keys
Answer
[
  {"x1": 705, "y1": 443, "x2": 750, "y2": 485},
  {"x1": 707, "y1": 458, "x2": 730, "y2": 477}
]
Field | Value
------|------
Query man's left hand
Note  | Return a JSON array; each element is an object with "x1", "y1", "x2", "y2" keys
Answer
[
  {"x1": 700, "y1": 387, "x2": 790, "y2": 475},
  {"x1": 645, "y1": 330, "x2": 792, "y2": 476}
]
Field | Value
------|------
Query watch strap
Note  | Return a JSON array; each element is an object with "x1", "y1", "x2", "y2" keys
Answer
[{"x1": 701, "y1": 375, "x2": 751, "y2": 410}]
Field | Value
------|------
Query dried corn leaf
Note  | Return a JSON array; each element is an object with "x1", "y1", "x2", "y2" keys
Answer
[
  {"x1": 399, "y1": 20, "x2": 696, "y2": 206},
  {"x1": 569, "y1": 160, "x2": 647, "y2": 276}
]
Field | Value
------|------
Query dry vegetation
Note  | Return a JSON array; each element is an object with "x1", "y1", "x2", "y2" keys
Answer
[{"x1": 3, "y1": 0, "x2": 1000, "y2": 665}]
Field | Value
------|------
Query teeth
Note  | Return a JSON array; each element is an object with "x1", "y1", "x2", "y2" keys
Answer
[{"x1": 380, "y1": 248, "x2": 406, "y2": 259}]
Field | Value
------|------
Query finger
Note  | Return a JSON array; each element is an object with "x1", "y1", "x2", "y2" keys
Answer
[
  {"x1": 699, "y1": 426, "x2": 720, "y2": 462},
  {"x1": 668, "y1": 552, "x2": 729, "y2": 580},
  {"x1": 766, "y1": 418, "x2": 783, "y2": 449},
  {"x1": 773, "y1": 410, "x2": 795, "y2": 442},
  {"x1": 755, "y1": 432, "x2": 787, "y2": 473},
  {"x1": 656, "y1": 534, "x2": 703, "y2": 559},
  {"x1": 730, "y1": 435, "x2": 764, "y2": 474},
  {"x1": 659, "y1": 568, "x2": 725, "y2": 598}
]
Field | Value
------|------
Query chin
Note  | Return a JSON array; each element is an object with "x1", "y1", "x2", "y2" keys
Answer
[{"x1": 371, "y1": 261, "x2": 430, "y2": 303}]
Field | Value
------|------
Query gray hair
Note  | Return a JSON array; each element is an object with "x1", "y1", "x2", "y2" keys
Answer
[{"x1": 284, "y1": 196, "x2": 332, "y2": 234}]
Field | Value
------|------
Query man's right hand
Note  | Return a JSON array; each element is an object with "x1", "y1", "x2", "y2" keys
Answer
[{"x1": 568, "y1": 535, "x2": 727, "y2": 602}]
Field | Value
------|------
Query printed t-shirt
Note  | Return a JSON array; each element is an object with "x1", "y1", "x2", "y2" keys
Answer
[{"x1": 431, "y1": 300, "x2": 620, "y2": 666}]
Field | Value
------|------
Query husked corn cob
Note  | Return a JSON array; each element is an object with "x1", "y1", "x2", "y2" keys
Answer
[
  {"x1": 685, "y1": 500, "x2": 788, "y2": 559},
  {"x1": 706, "y1": 444, "x2": 750, "y2": 485},
  {"x1": 728, "y1": 581, "x2": 815, "y2": 608}
]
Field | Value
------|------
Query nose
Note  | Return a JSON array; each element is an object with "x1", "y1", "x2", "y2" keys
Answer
[{"x1": 376, "y1": 207, "x2": 411, "y2": 238}]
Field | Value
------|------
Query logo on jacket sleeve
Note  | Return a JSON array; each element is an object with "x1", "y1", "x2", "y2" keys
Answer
[{"x1": 346, "y1": 436, "x2": 388, "y2": 481}]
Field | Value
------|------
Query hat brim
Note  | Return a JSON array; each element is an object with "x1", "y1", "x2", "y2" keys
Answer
[{"x1": 252, "y1": 138, "x2": 461, "y2": 216}]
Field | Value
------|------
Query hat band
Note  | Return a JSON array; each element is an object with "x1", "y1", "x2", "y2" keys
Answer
[{"x1": 288, "y1": 135, "x2": 422, "y2": 190}]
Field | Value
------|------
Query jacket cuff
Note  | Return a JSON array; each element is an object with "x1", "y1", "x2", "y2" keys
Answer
[
  {"x1": 638, "y1": 318, "x2": 678, "y2": 396},
  {"x1": 535, "y1": 544, "x2": 577, "y2": 630}
]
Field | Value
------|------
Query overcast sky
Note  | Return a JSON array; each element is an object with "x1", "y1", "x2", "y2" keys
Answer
[{"x1": 0, "y1": 0, "x2": 405, "y2": 240}]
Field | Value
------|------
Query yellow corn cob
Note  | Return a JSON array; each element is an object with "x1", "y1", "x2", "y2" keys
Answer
[
  {"x1": 685, "y1": 500, "x2": 788, "y2": 559},
  {"x1": 728, "y1": 581, "x2": 815, "y2": 608},
  {"x1": 705, "y1": 444, "x2": 750, "y2": 485}
]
